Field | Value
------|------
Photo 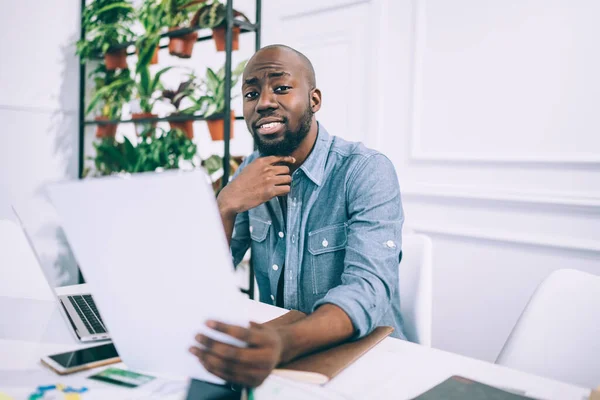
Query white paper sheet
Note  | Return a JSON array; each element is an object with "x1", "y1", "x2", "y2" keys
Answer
[{"x1": 46, "y1": 170, "x2": 249, "y2": 384}]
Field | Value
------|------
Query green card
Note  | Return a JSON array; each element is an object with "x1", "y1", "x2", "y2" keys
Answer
[{"x1": 89, "y1": 367, "x2": 156, "y2": 388}]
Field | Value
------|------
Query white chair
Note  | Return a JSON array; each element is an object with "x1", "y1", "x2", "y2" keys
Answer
[
  {"x1": 399, "y1": 234, "x2": 433, "y2": 347},
  {"x1": 496, "y1": 269, "x2": 600, "y2": 389}
]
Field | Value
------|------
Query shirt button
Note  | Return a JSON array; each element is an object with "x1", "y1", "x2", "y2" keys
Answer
[
  {"x1": 278, "y1": 231, "x2": 284, "y2": 238},
  {"x1": 272, "y1": 264, "x2": 279, "y2": 271},
  {"x1": 292, "y1": 235, "x2": 296, "y2": 243},
  {"x1": 270, "y1": 294, "x2": 275, "y2": 301},
  {"x1": 322, "y1": 239, "x2": 329, "y2": 247}
]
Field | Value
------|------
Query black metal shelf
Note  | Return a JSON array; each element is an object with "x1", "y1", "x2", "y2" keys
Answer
[
  {"x1": 109, "y1": 20, "x2": 259, "y2": 55},
  {"x1": 78, "y1": 0, "x2": 260, "y2": 298},
  {"x1": 84, "y1": 114, "x2": 245, "y2": 125},
  {"x1": 122, "y1": 23, "x2": 258, "y2": 56}
]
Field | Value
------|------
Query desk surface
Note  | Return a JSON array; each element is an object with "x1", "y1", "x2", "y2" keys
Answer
[{"x1": 0, "y1": 288, "x2": 591, "y2": 400}]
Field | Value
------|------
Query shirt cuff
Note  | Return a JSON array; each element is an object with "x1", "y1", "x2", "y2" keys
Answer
[{"x1": 312, "y1": 289, "x2": 375, "y2": 339}]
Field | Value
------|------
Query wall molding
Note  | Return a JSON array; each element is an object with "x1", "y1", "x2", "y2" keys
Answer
[
  {"x1": 410, "y1": 223, "x2": 600, "y2": 253},
  {"x1": 408, "y1": 0, "x2": 600, "y2": 165},
  {"x1": 280, "y1": 0, "x2": 370, "y2": 20},
  {"x1": 402, "y1": 184, "x2": 600, "y2": 210}
]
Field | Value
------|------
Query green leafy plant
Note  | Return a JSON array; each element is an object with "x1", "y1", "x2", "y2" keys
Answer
[
  {"x1": 201, "y1": 154, "x2": 241, "y2": 193},
  {"x1": 161, "y1": 73, "x2": 202, "y2": 115},
  {"x1": 76, "y1": 0, "x2": 136, "y2": 62},
  {"x1": 90, "y1": 128, "x2": 198, "y2": 175},
  {"x1": 158, "y1": 0, "x2": 207, "y2": 28},
  {"x1": 195, "y1": 60, "x2": 246, "y2": 118},
  {"x1": 87, "y1": 64, "x2": 134, "y2": 119},
  {"x1": 196, "y1": 1, "x2": 249, "y2": 28},
  {"x1": 196, "y1": 1, "x2": 225, "y2": 28},
  {"x1": 134, "y1": 65, "x2": 173, "y2": 113},
  {"x1": 135, "y1": 0, "x2": 167, "y2": 71}
]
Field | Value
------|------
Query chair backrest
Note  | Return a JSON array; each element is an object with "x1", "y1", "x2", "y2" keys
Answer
[
  {"x1": 496, "y1": 269, "x2": 600, "y2": 388},
  {"x1": 399, "y1": 234, "x2": 433, "y2": 346}
]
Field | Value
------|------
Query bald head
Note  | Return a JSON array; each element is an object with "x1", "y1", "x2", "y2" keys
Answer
[
  {"x1": 241, "y1": 44, "x2": 322, "y2": 157},
  {"x1": 245, "y1": 44, "x2": 316, "y2": 89}
]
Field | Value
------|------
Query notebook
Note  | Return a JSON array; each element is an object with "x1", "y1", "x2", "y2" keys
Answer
[
  {"x1": 413, "y1": 376, "x2": 535, "y2": 400},
  {"x1": 263, "y1": 310, "x2": 393, "y2": 385}
]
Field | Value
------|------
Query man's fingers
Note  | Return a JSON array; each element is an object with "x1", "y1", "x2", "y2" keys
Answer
[
  {"x1": 272, "y1": 185, "x2": 291, "y2": 197},
  {"x1": 272, "y1": 175, "x2": 292, "y2": 186},
  {"x1": 272, "y1": 165, "x2": 290, "y2": 176},
  {"x1": 205, "y1": 321, "x2": 266, "y2": 346},
  {"x1": 194, "y1": 334, "x2": 273, "y2": 369},
  {"x1": 190, "y1": 347, "x2": 268, "y2": 387}
]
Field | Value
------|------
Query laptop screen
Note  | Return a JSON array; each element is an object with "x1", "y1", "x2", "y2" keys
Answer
[{"x1": 12, "y1": 194, "x2": 82, "y2": 288}]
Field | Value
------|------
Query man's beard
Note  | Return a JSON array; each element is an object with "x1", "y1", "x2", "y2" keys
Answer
[{"x1": 252, "y1": 105, "x2": 314, "y2": 156}]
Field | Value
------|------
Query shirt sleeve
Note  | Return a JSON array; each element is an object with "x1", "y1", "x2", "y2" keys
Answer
[
  {"x1": 227, "y1": 155, "x2": 255, "y2": 268},
  {"x1": 312, "y1": 153, "x2": 404, "y2": 338}
]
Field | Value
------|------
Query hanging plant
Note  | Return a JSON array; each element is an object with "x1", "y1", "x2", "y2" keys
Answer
[
  {"x1": 90, "y1": 127, "x2": 198, "y2": 176},
  {"x1": 86, "y1": 65, "x2": 134, "y2": 138},
  {"x1": 131, "y1": 65, "x2": 173, "y2": 135},
  {"x1": 161, "y1": 72, "x2": 203, "y2": 139},
  {"x1": 136, "y1": 0, "x2": 167, "y2": 65},
  {"x1": 159, "y1": 0, "x2": 208, "y2": 58},
  {"x1": 194, "y1": 60, "x2": 246, "y2": 140},
  {"x1": 197, "y1": 1, "x2": 250, "y2": 52},
  {"x1": 76, "y1": 0, "x2": 136, "y2": 70}
]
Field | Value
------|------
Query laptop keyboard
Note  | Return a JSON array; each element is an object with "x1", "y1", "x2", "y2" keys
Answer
[{"x1": 68, "y1": 295, "x2": 107, "y2": 334}]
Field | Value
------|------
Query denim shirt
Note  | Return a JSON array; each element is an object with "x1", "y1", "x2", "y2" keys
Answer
[{"x1": 230, "y1": 124, "x2": 406, "y2": 339}]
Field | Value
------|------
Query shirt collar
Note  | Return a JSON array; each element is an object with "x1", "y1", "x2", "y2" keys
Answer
[{"x1": 298, "y1": 122, "x2": 332, "y2": 186}]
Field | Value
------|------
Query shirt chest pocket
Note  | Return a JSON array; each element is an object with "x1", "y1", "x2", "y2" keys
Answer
[
  {"x1": 249, "y1": 217, "x2": 272, "y2": 272},
  {"x1": 307, "y1": 223, "x2": 348, "y2": 294}
]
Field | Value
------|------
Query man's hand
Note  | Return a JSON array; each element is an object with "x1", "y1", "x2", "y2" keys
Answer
[
  {"x1": 217, "y1": 156, "x2": 296, "y2": 217},
  {"x1": 189, "y1": 321, "x2": 284, "y2": 388}
]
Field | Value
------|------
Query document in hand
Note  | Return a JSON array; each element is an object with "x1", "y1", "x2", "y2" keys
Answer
[
  {"x1": 46, "y1": 170, "x2": 249, "y2": 384},
  {"x1": 263, "y1": 311, "x2": 393, "y2": 385}
]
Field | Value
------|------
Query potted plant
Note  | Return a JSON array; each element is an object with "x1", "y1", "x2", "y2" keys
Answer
[
  {"x1": 90, "y1": 127, "x2": 198, "y2": 176},
  {"x1": 161, "y1": 73, "x2": 202, "y2": 139},
  {"x1": 160, "y1": 0, "x2": 207, "y2": 58},
  {"x1": 195, "y1": 60, "x2": 246, "y2": 141},
  {"x1": 87, "y1": 65, "x2": 134, "y2": 138},
  {"x1": 136, "y1": 0, "x2": 167, "y2": 65},
  {"x1": 201, "y1": 154, "x2": 241, "y2": 193},
  {"x1": 76, "y1": 0, "x2": 136, "y2": 70},
  {"x1": 197, "y1": 1, "x2": 250, "y2": 52},
  {"x1": 131, "y1": 65, "x2": 173, "y2": 135}
]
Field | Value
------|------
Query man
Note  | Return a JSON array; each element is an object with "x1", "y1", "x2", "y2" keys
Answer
[{"x1": 189, "y1": 45, "x2": 405, "y2": 387}]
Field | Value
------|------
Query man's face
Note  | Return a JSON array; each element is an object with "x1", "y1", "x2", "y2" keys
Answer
[{"x1": 242, "y1": 48, "x2": 314, "y2": 156}]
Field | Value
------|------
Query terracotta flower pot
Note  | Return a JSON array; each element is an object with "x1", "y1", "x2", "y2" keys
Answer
[
  {"x1": 132, "y1": 113, "x2": 158, "y2": 136},
  {"x1": 207, "y1": 111, "x2": 235, "y2": 141},
  {"x1": 212, "y1": 26, "x2": 240, "y2": 52},
  {"x1": 95, "y1": 116, "x2": 118, "y2": 138},
  {"x1": 168, "y1": 27, "x2": 198, "y2": 58},
  {"x1": 136, "y1": 45, "x2": 159, "y2": 65},
  {"x1": 169, "y1": 119, "x2": 194, "y2": 139},
  {"x1": 104, "y1": 48, "x2": 128, "y2": 70}
]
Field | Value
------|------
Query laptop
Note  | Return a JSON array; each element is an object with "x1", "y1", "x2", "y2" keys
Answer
[
  {"x1": 12, "y1": 200, "x2": 110, "y2": 343},
  {"x1": 45, "y1": 169, "x2": 248, "y2": 383}
]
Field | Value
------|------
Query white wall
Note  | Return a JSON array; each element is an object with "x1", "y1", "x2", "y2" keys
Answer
[
  {"x1": 0, "y1": 0, "x2": 80, "y2": 222},
  {"x1": 385, "y1": 0, "x2": 600, "y2": 362},
  {"x1": 262, "y1": 0, "x2": 600, "y2": 363},
  {"x1": 0, "y1": 0, "x2": 81, "y2": 286}
]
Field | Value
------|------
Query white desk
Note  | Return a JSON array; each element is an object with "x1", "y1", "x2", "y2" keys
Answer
[{"x1": 0, "y1": 289, "x2": 592, "y2": 400}]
